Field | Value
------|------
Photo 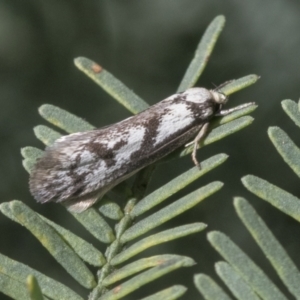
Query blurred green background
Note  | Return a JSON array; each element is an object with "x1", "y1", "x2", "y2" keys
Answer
[{"x1": 1, "y1": 1, "x2": 300, "y2": 299}]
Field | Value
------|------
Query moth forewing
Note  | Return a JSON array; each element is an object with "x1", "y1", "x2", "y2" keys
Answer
[{"x1": 29, "y1": 86, "x2": 255, "y2": 212}]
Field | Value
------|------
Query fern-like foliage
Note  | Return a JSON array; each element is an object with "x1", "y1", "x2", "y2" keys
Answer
[
  {"x1": 0, "y1": 16, "x2": 258, "y2": 300},
  {"x1": 194, "y1": 104, "x2": 300, "y2": 298}
]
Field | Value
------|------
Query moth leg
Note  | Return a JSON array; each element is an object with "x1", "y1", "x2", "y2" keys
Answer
[
  {"x1": 215, "y1": 102, "x2": 255, "y2": 116},
  {"x1": 185, "y1": 140, "x2": 193, "y2": 148},
  {"x1": 191, "y1": 122, "x2": 210, "y2": 169}
]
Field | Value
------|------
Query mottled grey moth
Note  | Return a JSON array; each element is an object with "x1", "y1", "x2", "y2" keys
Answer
[{"x1": 29, "y1": 87, "x2": 254, "y2": 213}]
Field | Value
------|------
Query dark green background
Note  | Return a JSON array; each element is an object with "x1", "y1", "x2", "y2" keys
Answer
[{"x1": 1, "y1": 1, "x2": 300, "y2": 299}]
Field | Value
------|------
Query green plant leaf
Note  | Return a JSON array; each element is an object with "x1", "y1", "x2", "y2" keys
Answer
[
  {"x1": 34, "y1": 125, "x2": 62, "y2": 146},
  {"x1": 215, "y1": 261, "x2": 260, "y2": 300},
  {"x1": 100, "y1": 256, "x2": 195, "y2": 300},
  {"x1": 21, "y1": 147, "x2": 44, "y2": 173},
  {"x1": 132, "y1": 154, "x2": 227, "y2": 217},
  {"x1": 98, "y1": 200, "x2": 124, "y2": 220},
  {"x1": 203, "y1": 116, "x2": 254, "y2": 146},
  {"x1": 281, "y1": 99, "x2": 300, "y2": 129},
  {"x1": 123, "y1": 181, "x2": 223, "y2": 243},
  {"x1": 0, "y1": 272, "x2": 31, "y2": 300},
  {"x1": 103, "y1": 255, "x2": 189, "y2": 286},
  {"x1": 177, "y1": 15, "x2": 226, "y2": 92},
  {"x1": 219, "y1": 75, "x2": 260, "y2": 96},
  {"x1": 268, "y1": 126, "x2": 300, "y2": 178},
  {"x1": 234, "y1": 197, "x2": 300, "y2": 298},
  {"x1": 207, "y1": 231, "x2": 287, "y2": 300},
  {"x1": 39, "y1": 104, "x2": 95, "y2": 133},
  {"x1": 194, "y1": 274, "x2": 232, "y2": 300},
  {"x1": 39, "y1": 215, "x2": 106, "y2": 267},
  {"x1": 74, "y1": 57, "x2": 149, "y2": 114},
  {"x1": 70, "y1": 208, "x2": 115, "y2": 243},
  {"x1": 140, "y1": 285, "x2": 187, "y2": 300},
  {"x1": 22, "y1": 158, "x2": 37, "y2": 174},
  {"x1": 21, "y1": 147, "x2": 44, "y2": 160},
  {"x1": 27, "y1": 275, "x2": 44, "y2": 300},
  {"x1": 111, "y1": 223, "x2": 206, "y2": 266},
  {"x1": 0, "y1": 252, "x2": 83, "y2": 300},
  {"x1": 0, "y1": 201, "x2": 96, "y2": 289},
  {"x1": 242, "y1": 175, "x2": 300, "y2": 222}
]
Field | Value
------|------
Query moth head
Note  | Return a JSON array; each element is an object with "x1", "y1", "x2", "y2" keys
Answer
[{"x1": 210, "y1": 90, "x2": 228, "y2": 104}]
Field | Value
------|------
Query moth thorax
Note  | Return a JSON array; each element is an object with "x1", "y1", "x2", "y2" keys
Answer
[{"x1": 210, "y1": 90, "x2": 228, "y2": 104}]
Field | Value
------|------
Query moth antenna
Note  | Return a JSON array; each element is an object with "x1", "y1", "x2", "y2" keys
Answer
[{"x1": 213, "y1": 80, "x2": 234, "y2": 92}]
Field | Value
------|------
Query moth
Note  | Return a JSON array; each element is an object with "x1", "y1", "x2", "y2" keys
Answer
[{"x1": 29, "y1": 86, "x2": 254, "y2": 213}]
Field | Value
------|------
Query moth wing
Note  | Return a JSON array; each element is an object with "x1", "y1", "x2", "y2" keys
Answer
[
  {"x1": 61, "y1": 166, "x2": 142, "y2": 213},
  {"x1": 29, "y1": 125, "x2": 142, "y2": 205}
]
